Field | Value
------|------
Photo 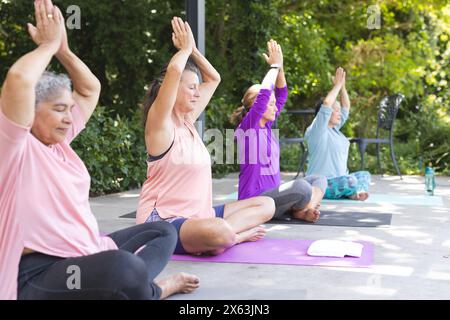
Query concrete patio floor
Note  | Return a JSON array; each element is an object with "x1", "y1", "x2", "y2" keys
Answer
[{"x1": 90, "y1": 173, "x2": 450, "y2": 300}]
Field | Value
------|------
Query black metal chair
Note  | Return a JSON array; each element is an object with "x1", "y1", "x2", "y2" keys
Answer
[
  {"x1": 349, "y1": 93, "x2": 405, "y2": 179},
  {"x1": 276, "y1": 109, "x2": 315, "y2": 179}
]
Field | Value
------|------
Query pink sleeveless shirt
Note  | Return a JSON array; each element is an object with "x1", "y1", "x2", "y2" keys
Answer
[{"x1": 136, "y1": 117, "x2": 215, "y2": 224}]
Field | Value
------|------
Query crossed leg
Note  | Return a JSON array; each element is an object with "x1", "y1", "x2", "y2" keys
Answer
[
  {"x1": 291, "y1": 186, "x2": 324, "y2": 222},
  {"x1": 178, "y1": 196, "x2": 275, "y2": 256}
]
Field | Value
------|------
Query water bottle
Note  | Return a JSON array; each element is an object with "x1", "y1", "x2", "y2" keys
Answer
[{"x1": 425, "y1": 166, "x2": 436, "y2": 196}]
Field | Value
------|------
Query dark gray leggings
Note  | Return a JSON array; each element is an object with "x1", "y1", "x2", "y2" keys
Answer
[
  {"x1": 17, "y1": 221, "x2": 177, "y2": 300},
  {"x1": 261, "y1": 175, "x2": 327, "y2": 219}
]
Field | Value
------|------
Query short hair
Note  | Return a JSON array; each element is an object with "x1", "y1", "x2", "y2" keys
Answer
[{"x1": 35, "y1": 71, "x2": 72, "y2": 106}]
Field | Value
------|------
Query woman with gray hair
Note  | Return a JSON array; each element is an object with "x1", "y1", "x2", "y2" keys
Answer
[{"x1": 0, "y1": 0, "x2": 198, "y2": 300}]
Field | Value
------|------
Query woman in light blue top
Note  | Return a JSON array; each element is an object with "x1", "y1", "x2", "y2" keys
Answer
[{"x1": 305, "y1": 67, "x2": 370, "y2": 200}]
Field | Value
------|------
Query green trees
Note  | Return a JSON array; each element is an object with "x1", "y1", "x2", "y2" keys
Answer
[
  {"x1": 1, "y1": 0, "x2": 448, "y2": 193},
  {"x1": 330, "y1": 2, "x2": 450, "y2": 174},
  {"x1": 0, "y1": 0, "x2": 183, "y2": 114},
  {"x1": 204, "y1": 0, "x2": 449, "y2": 175}
]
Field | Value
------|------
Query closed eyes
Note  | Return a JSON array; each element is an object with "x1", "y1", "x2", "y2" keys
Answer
[{"x1": 54, "y1": 104, "x2": 75, "y2": 112}]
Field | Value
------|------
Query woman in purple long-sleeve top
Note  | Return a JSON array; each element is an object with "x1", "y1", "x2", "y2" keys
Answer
[{"x1": 231, "y1": 40, "x2": 327, "y2": 222}]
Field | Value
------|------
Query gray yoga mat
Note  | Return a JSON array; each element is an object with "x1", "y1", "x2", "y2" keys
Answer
[
  {"x1": 220, "y1": 191, "x2": 444, "y2": 207},
  {"x1": 120, "y1": 210, "x2": 392, "y2": 227},
  {"x1": 120, "y1": 211, "x2": 137, "y2": 219},
  {"x1": 267, "y1": 211, "x2": 392, "y2": 227}
]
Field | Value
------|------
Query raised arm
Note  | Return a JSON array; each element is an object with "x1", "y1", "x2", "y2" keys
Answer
[
  {"x1": 1, "y1": 0, "x2": 61, "y2": 127},
  {"x1": 275, "y1": 64, "x2": 287, "y2": 89},
  {"x1": 239, "y1": 40, "x2": 282, "y2": 130},
  {"x1": 144, "y1": 17, "x2": 193, "y2": 156},
  {"x1": 340, "y1": 77, "x2": 350, "y2": 110},
  {"x1": 52, "y1": 7, "x2": 100, "y2": 123},
  {"x1": 323, "y1": 67, "x2": 345, "y2": 109},
  {"x1": 262, "y1": 39, "x2": 283, "y2": 90},
  {"x1": 274, "y1": 54, "x2": 288, "y2": 118},
  {"x1": 189, "y1": 47, "x2": 221, "y2": 121},
  {"x1": 307, "y1": 68, "x2": 345, "y2": 134},
  {"x1": 148, "y1": 17, "x2": 193, "y2": 123},
  {"x1": 337, "y1": 72, "x2": 350, "y2": 129}
]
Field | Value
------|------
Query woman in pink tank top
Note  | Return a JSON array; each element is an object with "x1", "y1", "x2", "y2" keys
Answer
[
  {"x1": 1, "y1": 0, "x2": 198, "y2": 300},
  {"x1": 138, "y1": 17, "x2": 275, "y2": 256}
]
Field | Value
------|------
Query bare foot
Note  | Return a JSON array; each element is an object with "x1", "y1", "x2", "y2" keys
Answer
[
  {"x1": 349, "y1": 192, "x2": 369, "y2": 201},
  {"x1": 156, "y1": 272, "x2": 200, "y2": 300},
  {"x1": 292, "y1": 208, "x2": 320, "y2": 222},
  {"x1": 236, "y1": 226, "x2": 266, "y2": 244}
]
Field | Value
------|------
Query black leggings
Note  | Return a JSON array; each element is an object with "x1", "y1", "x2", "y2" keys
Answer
[{"x1": 18, "y1": 221, "x2": 177, "y2": 300}]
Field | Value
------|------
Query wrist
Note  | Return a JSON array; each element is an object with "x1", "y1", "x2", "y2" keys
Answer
[
  {"x1": 270, "y1": 63, "x2": 281, "y2": 69},
  {"x1": 55, "y1": 48, "x2": 73, "y2": 59},
  {"x1": 38, "y1": 42, "x2": 59, "y2": 55},
  {"x1": 191, "y1": 47, "x2": 201, "y2": 58},
  {"x1": 179, "y1": 48, "x2": 192, "y2": 55}
]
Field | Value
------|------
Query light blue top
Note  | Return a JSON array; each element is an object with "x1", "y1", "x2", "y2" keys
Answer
[{"x1": 305, "y1": 105, "x2": 350, "y2": 178}]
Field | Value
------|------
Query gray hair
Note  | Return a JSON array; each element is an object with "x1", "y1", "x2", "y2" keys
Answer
[{"x1": 35, "y1": 71, "x2": 72, "y2": 106}]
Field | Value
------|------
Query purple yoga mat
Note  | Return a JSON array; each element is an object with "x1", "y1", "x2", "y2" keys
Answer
[{"x1": 172, "y1": 238, "x2": 374, "y2": 268}]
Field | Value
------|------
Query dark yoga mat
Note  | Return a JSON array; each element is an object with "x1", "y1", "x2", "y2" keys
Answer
[
  {"x1": 267, "y1": 211, "x2": 392, "y2": 227},
  {"x1": 120, "y1": 211, "x2": 137, "y2": 219},
  {"x1": 120, "y1": 210, "x2": 391, "y2": 227}
]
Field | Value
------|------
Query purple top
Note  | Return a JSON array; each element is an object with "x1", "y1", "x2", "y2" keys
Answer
[{"x1": 235, "y1": 86, "x2": 288, "y2": 200}]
